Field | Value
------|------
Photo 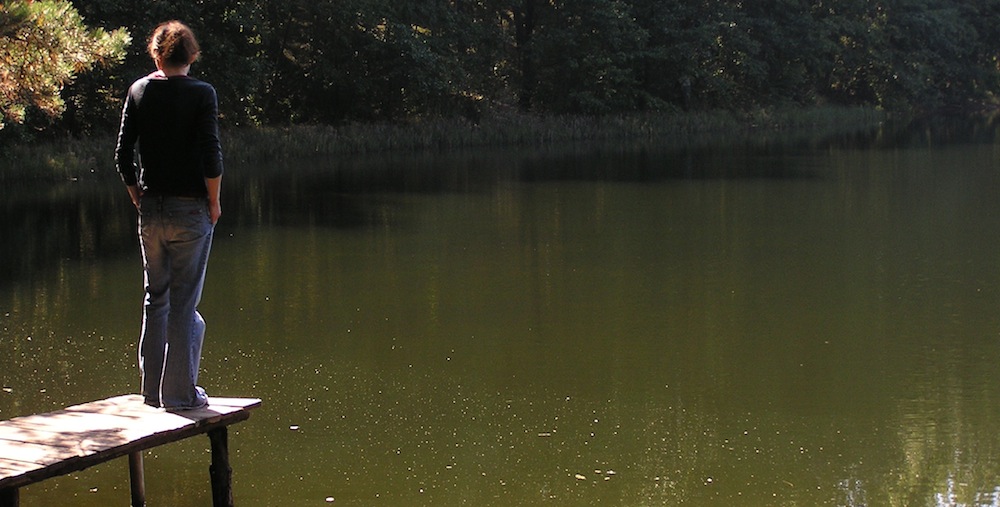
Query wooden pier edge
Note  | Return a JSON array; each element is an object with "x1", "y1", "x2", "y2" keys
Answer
[{"x1": 0, "y1": 395, "x2": 261, "y2": 507}]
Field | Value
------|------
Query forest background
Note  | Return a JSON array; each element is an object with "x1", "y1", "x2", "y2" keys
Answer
[{"x1": 2, "y1": 0, "x2": 999, "y2": 149}]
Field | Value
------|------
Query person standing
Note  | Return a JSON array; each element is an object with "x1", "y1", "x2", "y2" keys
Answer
[{"x1": 114, "y1": 20, "x2": 223, "y2": 410}]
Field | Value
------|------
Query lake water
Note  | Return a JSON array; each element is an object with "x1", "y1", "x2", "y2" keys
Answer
[{"x1": 3, "y1": 117, "x2": 1000, "y2": 506}]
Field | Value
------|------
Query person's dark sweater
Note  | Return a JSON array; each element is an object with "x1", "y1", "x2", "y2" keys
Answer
[{"x1": 115, "y1": 72, "x2": 223, "y2": 198}]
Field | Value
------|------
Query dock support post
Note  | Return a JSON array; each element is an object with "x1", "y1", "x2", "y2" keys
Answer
[
  {"x1": 0, "y1": 487, "x2": 18, "y2": 507},
  {"x1": 128, "y1": 451, "x2": 146, "y2": 507},
  {"x1": 208, "y1": 427, "x2": 233, "y2": 507}
]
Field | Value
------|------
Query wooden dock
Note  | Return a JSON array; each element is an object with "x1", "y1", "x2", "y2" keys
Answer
[{"x1": 0, "y1": 394, "x2": 261, "y2": 507}]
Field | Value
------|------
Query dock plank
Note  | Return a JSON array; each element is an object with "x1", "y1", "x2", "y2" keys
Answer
[{"x1": 0, "y1": 395, "x2": 261, "y2": 494}]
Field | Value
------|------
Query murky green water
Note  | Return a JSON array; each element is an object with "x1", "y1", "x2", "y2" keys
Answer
[{"x1": 3, "y1": 119, "x2": 1000, "y2": 506}]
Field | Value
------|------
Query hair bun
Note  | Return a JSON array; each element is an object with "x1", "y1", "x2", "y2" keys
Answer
[{"x1": 148, "y1": 21, "x2": 200, "y2": 67}]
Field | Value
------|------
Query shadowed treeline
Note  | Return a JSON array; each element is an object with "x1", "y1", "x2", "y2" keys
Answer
[{"x1": 4, "y1": 0, "x2": 998, "y2": 142}]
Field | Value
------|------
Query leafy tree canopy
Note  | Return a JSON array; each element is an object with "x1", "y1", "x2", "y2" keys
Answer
[
  {"x1": 0, "y1": 0, "x2": 129, "y2": 130},
  {"x1": 5, "y1": 0, "x2": 1000, "y2": 138}
]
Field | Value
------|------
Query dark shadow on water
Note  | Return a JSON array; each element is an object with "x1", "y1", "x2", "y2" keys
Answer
[
  {"x1": 1, "y1": 114, "x2": 995, "y2": 286},
  {"x1": 0, "y1": 180, "x2": 138, "y2": 287},
  {"x1": 515, "y1": 145, "x2": 820, "y2": 183}
]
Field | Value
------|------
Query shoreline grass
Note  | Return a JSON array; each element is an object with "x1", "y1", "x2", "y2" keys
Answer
[
  {"x1": 0, "y1": 106, "x2": 887, "y2": 181},
  {"x1": 225, "y1": 106, "x2": 888, "y2": 163}
]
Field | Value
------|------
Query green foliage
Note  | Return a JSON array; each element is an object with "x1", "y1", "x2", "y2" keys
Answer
[
  {"x1": 4, "y1": 0, "x2": 999, "y2": 139},
  {"x1": 254, "y1": 0, "x2": 507, "y2": 123},
  {"x1": 524, "y1": 0, "x2": 652, "y2": 113},
  {"x1": 883, "y1": 2, "x2": 983, "y2": 108},
  {"x1": 0, "y1": 1, "x2": 129, "y2": 130}
]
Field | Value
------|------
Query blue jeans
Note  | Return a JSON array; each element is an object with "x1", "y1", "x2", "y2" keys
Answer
[{"x1": 138, "y1": 195, "x2": 213, "y2": 409}]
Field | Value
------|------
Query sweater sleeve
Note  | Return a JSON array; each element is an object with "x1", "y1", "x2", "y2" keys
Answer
[
  {"x1": 114, "y1": 87, "x2": 140, "y2": 186},
  {"x1": 198, "y1": 85, "x2": 224, "y2": 179}
]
